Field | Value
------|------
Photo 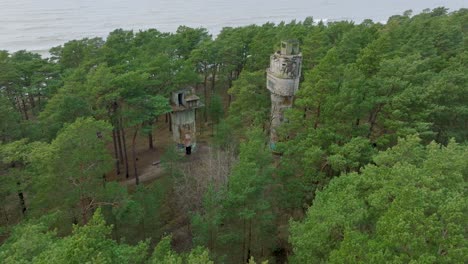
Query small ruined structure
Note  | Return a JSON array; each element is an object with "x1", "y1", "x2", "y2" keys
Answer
[
  {"x1": 170, "y1": 87, "x2": 203, "y2": 154},
  {"x1": 266, "y1": 40, "x2": 302, "y2": 149}
]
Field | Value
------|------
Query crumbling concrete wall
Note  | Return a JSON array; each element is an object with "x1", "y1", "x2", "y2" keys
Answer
[
  {"x1": 170, "y1": 87, "x2": 202, "y2": 149},
  {"x1": 171, "y1": 109, "x2": 196, "y2": 147}
]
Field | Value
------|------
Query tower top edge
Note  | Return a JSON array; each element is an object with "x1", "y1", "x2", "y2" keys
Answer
[{"x1": 279, "y1": 39, "x2": 300, "y2": 55}]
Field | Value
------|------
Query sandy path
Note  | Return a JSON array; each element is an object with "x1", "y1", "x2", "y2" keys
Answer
[
  {"x1": 121, "y1": 163, "x2": 165, "y2": 186},
  {"x1": 120, "y1": 143, "x2": 211, "y2": 186}
]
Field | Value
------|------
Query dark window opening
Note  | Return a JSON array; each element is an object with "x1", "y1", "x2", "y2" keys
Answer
[{"x1": 178, "y1": 93, "x2": 183, "y2": 106}]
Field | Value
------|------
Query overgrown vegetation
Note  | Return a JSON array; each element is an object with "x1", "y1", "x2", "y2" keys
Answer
[{"x1": 1, "y1": 7, "x2": 467, "y2": 263}]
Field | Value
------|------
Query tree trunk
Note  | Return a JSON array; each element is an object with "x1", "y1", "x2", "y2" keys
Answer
[
  {"x1": 209, "y1": 223, "x2": 214, "y2": 252},
  {"x1": 228, "y1": 71, "x2": 233, "y2": 106},
  {"x1": 112, "y1": 129, "x2": 121, "y2": 175},
  {"x1": 314, "y1": 103, "x2": 321, "y2": 129},
  {"x1": 147, "y1": 120, "x2": 154, "y2": 150},
  {"x1": 116, "y1": 127, "x2": 124, "y2": 163},
  {"x1": 20, "y1": 97, "x2": 29, "y2": 120},
  {"x1": 14, "y1": 100, "x2": 20, "y2": 118},
  {"x1": 204, "y1": 71, "x2": 208, "y2": 122},
  {"x1": 367, "y1": 104, "x2": 383, "y2": 138},
  {"x1": 148, "y1": 132, "x2": 154, "y2": 150},
  {"x1": 37, "y1": 92, "x2": 41, "y2": 108},
  {"x1": 72, "y1": 214, "x2": 78, "y2": 225},
  {"x1": 80, "y1": 198, "x2": 88, "y2": 224},
  {"x1": 2, "y1": 204, "x2": 9, "y2": 224},
  {"x1": 120, "y1": 118, "x2": 130, "y2": 178},
  {"x1": 169, "y1": 114, "x2": 172, "y2": 132},
  {"x1": 228, "y1": 70, "x2": 234, "y2": 88},
  {"x1": 435, "y1": 128, "x2": 443, "y2": 143},
  {"x1": 211, "y1": 66, "x2": 217, "y2": 93},
  {"x1": 102, "y1": 174, "x2": 107, "y2": 187},
  {"x1": 11, "y1": 162, "x2": 27, "y2": 216},
  {"x1": 17, "y1": 182, "x2": 26, "y2": 216},
  {"x1": 247, "y1": 219, "x2": 252, "y2": 263},
  {"x1": 14, "y1": 97, "x2": 24, "y2": 120},
  {"x1": 28, "y1": 94, "x2": 35, "y2": 111},
  {"x1": 132, "y1": 127, "x2": 139, "y2": 185},
  {"x1": 242, "y1": 218, "x2": 246, "y2": 263}
]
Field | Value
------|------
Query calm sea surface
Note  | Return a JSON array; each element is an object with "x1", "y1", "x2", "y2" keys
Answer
[{"x1": 0, "y1": 0, "x2": 465, "y2": 55}]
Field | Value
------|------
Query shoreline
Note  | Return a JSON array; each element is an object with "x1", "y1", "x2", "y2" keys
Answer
[
  {"x1": 3, "y1": 17, "x2": 373, "y2": 58},
  {"x1": 3, "y1": 5, "x2": 466, "y2": 57}
]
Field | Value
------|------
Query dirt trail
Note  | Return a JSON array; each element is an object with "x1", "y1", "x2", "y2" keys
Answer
[
  {"x1": 121, "y1": 163, "x2": 165, "y2": 186},
  {"x1": 120, "y1": 143, "x2": 211, "y2": 186}
]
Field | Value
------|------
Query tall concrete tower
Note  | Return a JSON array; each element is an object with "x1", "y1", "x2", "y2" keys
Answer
[{"x1": 266, "y1": 40, "x2": 302, "y2": 149}]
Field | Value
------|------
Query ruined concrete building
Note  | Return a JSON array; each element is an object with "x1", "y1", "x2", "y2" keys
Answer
[
  {"x1": 170, "y1": 87, "x2": 203, "y2": 154},
  {"x1": 266, "y1": 40, "x2": 302, "y2": 149}
]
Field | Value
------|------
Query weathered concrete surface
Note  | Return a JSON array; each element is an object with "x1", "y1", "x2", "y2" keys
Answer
[
  {"x1": 267, "y1": 40, "x2": 302, "y2": 145},
  {"x1": 170, "y1": 87, "x2": 203, "y2": 147}
]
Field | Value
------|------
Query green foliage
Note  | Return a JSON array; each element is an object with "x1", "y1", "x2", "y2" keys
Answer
[
  {"x1": 131, "y1": 181, "x2": 168, "y2": 239},
  {"x1": 197, "y1": 129, "x2": 275, "y2": 263},
  {"x1": 174, "y1": 26, "x2": 210, "y2": 59},
  {"x1": 228, "y1": 71, "x2": 270, "y2": 134},
  {"x1": 0, "y1": 213, "x2": 58, "y2": 263},
  {"x1": 161, "y1": 145, "x2": 183, "y2": 178},
  {"x1": 1, "y1": 7, "x2": 467, "y2": 264},
  {"x1": 50, "y1": 117, "x2": 112, "y2": 183},
  {"x1": 208, "y1": 93, "x2": 224, "y2": 126},
  {"x1": 328, "y1": 137, "x2": 376, "y2": 172},
  {"x1": 191, "y1": 183, "x2": 223, "y2": 250},
  {"x1": 149, "y1": 236, "x2": 182, "y2": 264},
  {"x1": 213, "y1": 120, "x2": 238, "y2": 150},
  {"x1": 38, "y1": 83, "x2": 93, "y2": 140},
  {"x1": 186, "y1": 246, "x2": 214, "y2": 264},
  {"x1": 0, "y1": 209, "x2": 149, "y2": 264},
  {"x1": 0, "y1": 95, "x2": 21, "y2": 142},
  {"x1": 149, "y1": 236, "x2": 214, "y2": 264},
  {"x1": 290, "y1": 136, "x2": 468, "y2": 263},
  {"x1": 28, "y1": 117, "x2": 129, "y2": 225},
  {"x1": 50, "y1": 38, "x2": 104, "y2": 68},
  {"x1": 103, "y1": 179, "x2": 171, "y2": 245},
  {"x1": 274, "y1": 8, "x2": 468, "y2": 220}
]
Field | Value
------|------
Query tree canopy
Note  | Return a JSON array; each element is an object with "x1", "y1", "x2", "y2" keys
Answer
[{"x1": 0, "y1": 7, "x2": 467, "y2": 264}]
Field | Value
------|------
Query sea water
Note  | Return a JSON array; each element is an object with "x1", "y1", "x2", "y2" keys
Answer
[{"x1": 0, "y1": 0, "x2": 465, "y2": 56}]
